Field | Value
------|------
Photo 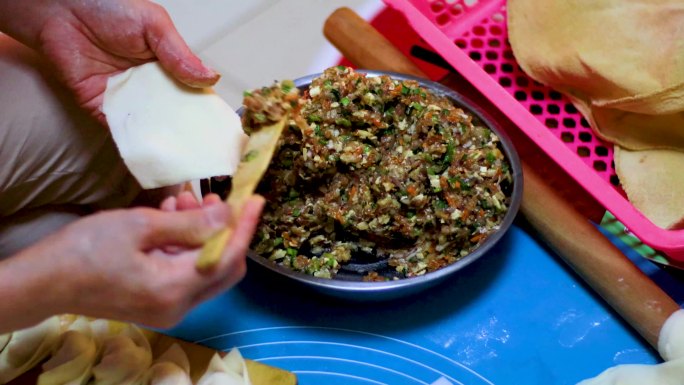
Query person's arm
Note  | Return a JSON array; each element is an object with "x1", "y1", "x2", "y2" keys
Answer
[
  {"x1": 0, "y1": 0, "x2": 219, "y2": 121},
  {"x1": 0, "y1": 0, "x2": 54, "y2": 48},
  {"x1": 0, "y1": 194, "x2": 264, "y2": 334},
  {"x1": 0, "y1": 245, "x2": 65, "y2": 332}
]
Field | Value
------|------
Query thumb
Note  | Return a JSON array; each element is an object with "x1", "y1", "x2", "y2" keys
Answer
[
  {"x1": 141, "y1": 204, "x2": 232, "y2": 249},
  {"x1": 144, "y1": 6, "x2": 220, "y2": 88}
]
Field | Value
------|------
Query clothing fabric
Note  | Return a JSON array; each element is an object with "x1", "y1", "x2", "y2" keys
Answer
[{"x1": 0, "y1": 35, "x2": 141, "y2": 257}]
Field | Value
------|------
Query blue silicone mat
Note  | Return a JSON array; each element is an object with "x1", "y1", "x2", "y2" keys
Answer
[{"x1": 164, "y1": 223, "x2": 684, "y2": 385}]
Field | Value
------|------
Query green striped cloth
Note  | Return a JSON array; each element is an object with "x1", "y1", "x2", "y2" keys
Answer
[{"x1": 600, "y1": 211, "x2": 670, "y2": 265}]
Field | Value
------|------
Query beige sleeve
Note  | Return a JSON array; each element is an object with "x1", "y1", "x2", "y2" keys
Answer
[{"x1": 0, "y1": 35, "x2": 141, "y2": 256}]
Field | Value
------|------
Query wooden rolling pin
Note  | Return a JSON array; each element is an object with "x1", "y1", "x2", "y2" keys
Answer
[{"x1": 323, "y1": 7, "x2": 680, "y2": 350}]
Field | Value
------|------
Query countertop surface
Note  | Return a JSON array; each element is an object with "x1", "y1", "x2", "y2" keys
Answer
[{"x1": 166, "y1": 223, "x2": 684, "y2": 385}]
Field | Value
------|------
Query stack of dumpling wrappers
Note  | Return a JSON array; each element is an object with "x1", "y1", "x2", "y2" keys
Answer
[
  {"x1": 0, "y1": 316, "x2": 296, "y2": 385},
  {"x1": 508, "y1": 0, "x2": 684, "y2": 229}
]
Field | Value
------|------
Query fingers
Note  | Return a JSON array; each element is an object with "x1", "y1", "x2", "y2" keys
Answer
[
  {"x1": 128, "y1": 195, "x2": 265, "y2": 326},
  {"x1": 139, "y1": 203, "x2": 233, "y2": 249},
  {"x1": 213, "y1": 195, "x2": 266, "y2": 271},
  {"x1": 160, "y1": 192, "x2": 222, "y2": 212},
  {"x1": 143, "y1": 3, "x2": 219, "y2": 88},
  {"x1": 160, "y1": 196, "x2": 177, "y2": 212},
  {"x1": 176, "y1": 191, "x2": 201, "y2": 210},
  {"x1": 203, "y1": 194, "x2": 222, "y2": 206},
  {"x1": 191, "y1": 195, "x2": 266, "y2": 302}
]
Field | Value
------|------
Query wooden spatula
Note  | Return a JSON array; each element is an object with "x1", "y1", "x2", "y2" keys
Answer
[{"x1": 195, "y1": 117, "x2": 288, "y2": 270}]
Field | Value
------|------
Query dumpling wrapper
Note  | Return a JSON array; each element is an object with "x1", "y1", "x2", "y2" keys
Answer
[
  {"x1": 102, "y1": 61, "x2": 248, "y2": 189},
  {"x1": 197, "y1": 348, "x2": 251, "y2": 385},
  {"x1": 38, "y1": 317, "x2": 98, "y2": 385},
  {"x1": 142, "y1": 343, "x2": 191, "y2": 385},
  {"x1": 0, "y1": 316, "x2": 62, "y2": 383},
  {"x1": 508, "y1": 0, "x2": 684, "y2": 230},
  {"x1": 91, "y1": 323, "x2": 153, "y2": 385},
  {"x1": 614, "y1": 146, "x2": 684, "y2": 229},
  {"x1": 508, "y1": 0, "x2": 684, "y2": 151}
]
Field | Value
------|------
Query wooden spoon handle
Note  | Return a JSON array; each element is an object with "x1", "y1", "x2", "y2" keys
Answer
[{"x1": 323, "y1": 6, "x2": 679, "y2": 349}]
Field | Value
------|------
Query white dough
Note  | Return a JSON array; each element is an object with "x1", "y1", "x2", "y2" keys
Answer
[
  {"x1": 576, "y1": 358, "x2": 684, "y2": 385},
  {"x1": 197, "y1": 348, "x2": 251, "y2": 385},
  {"x1": 0, "y1": 316, "x2": 62, "y2": 383},
  {"x1": 142, "y1": 343, "x2": 191, "y2": 385},
  {"x1": 91, "y1": 323, "x2": 153, "y2": 385},
  {"x1": 659, "y1": 309, "x2": 684, "y2": 361},
  {"x1": 577, "y1": 309, "x2": 684, "y2": 384},
  {"x1": 102, "y1": 62, "x2": 247, "y2": 189},
  {"x1": 0, "y1": 334, "x2": 9, "y2": 354},
  {"x1": 38, "y1": 318, "x2": 97, "y2": 385}
]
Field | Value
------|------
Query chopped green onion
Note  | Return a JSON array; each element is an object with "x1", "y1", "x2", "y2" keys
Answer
[
  {"x1": 410, "y1": 102, "x2": 424, "y2": 111},
  {"x1": 341, "y1": 97, "x2": 350, "y2": 106},
  {"x1": 243, "y1": 90, "x2": 253, "y2": 97},
  {"x1": 281, "y1": 80, "x2": 295, "y2": 93},
  {"x1": 444, "y1": 140, "x2": 455, "y2": 164},
  {"x1": 242, "y1": 150, "x2": 258, "y2": 162},
  {"x1": 254, "y1": 113, "x2": 267, "y2": 122},
  {"x1": 335, "y1": 118, "x2": 352, "y2": 127},
  {"x1": 427, "y1": 165, "x2": 443, "y2": 175},
  {"x1": 308, "y1": 114, "x2": 322, "y2": 123}
]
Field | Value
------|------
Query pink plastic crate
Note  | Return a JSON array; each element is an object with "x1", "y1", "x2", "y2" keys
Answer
[{"x1": 384, "y1": 0, "x2": 684, "y2": 262}]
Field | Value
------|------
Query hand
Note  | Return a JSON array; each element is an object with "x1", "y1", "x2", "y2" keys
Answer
[
  {"x1": 0, "y1": 0, "x2": 218, "y2": 121},
  {"x1": 1, "y1": 193, "x2": 263, "y2": 331}
]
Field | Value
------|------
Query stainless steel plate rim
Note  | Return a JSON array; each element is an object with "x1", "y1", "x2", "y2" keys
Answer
[{"x1": 236, "y1": 70, "x2": 523, "y2": 298}]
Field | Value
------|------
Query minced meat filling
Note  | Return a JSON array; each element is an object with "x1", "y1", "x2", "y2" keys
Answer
[
  {"x1": 242, "y1": 79, "x2": 299, "y2": 132},
  {"x1": 248, "y1": 66, "x2": 512, "y2": 280}
]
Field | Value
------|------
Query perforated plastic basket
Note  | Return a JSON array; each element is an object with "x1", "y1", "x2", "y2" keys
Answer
[{"x1": 384, "y1": 0, "x2": 684, "y2": 262}]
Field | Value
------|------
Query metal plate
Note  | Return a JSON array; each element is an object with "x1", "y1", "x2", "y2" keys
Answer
[{"x1": 207, "y1": 70, "x2": 523, "y2": 300}]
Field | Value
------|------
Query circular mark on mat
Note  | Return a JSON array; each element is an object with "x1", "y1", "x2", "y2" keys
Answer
[{"x1": 197, "y1": 327, "x2": 495, "y2": 385}]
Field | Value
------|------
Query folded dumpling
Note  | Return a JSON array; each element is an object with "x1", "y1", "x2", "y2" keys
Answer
[
  {"x1": 197, "y1": 348, "x2": 252, "y2": 385},
  {"x1": 0, "y1": 334, "x2": 9, "y2": 354},
  {"x1": 37, "y1": 317, "x2": 98, "y2": 385},
  {"x1": 91, "y1": 323, "x2": 153, "y2": 385},
  {"x1": 0, "y1": 316, "x2": 61, "y2": 383},
  {"x1": 142, "y1": 343, "x2": 191, "y2": 385}
]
